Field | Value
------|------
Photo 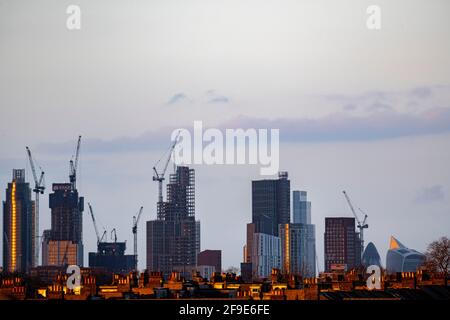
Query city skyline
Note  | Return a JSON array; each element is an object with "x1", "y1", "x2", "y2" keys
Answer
[{"x1": 0, "y1": 156, "x2": 446, "y2": 273}]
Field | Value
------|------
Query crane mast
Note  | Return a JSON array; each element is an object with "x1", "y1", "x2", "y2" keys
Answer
[
  {"x1": 88, "y1": 202, "x2": 101, "y2": 246},
  {"x1": 152, "y1": 131, "x2": 181, "y2": 204},
  {"x1": 342, "y1": 190, "x2": 368, "y2": 260},
  {"x1": 26, "y1": 146, "x2": 45, "y2": 267},
  {"x1": 111, "y1": 228, "x2": 117, "y2": 243},
  {"x1": 70, "y1": 135, "x2": 82, "y2": 191},
  {"x1": 132, "y1": 206, "x2": 143, "y2": 271}
]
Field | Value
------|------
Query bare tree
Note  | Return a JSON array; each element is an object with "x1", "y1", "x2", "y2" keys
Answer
[
  {"x1": 224, "y1": 266, "x2": 240, "y2": 275},
  {"x1": 425, "y1": 236, "x2": 450, "y2": 286}
]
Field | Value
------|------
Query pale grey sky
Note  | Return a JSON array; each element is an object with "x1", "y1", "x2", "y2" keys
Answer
[{"x1": 1, "y1": 0, "x2": 450, "y2": 271}]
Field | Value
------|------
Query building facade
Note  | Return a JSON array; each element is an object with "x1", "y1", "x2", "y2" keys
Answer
[
  {"x1": 286, "y1": 190, "x2": 316, "y2": 277},
  {"x1": 42, "y1": 183, "x2": 84, "y2": 266},
  {"x1": 324, "y1": 217, "x2": 361, "y2": 272},
  {"x1": 2, "y1": 169, "x2": 34, "y2": 273},
  {"x1": 386, "y1": 236, "x2": 425, "y2": 273},
  {"x1": 251, "y1": 172, "x2": 290, "y2": 237},
  {"x1": 197, "y1": 250, "x2": 222, "y2": 274},
  {"x1": 279, "y1": 223, "x2": 316, "y2": 278},
  {"x1": 293, "y1": 190, "x2": 311, "y2": 224},
  {"x1": 362, "y1": 242, "x2": 382, "y2": 268},
  {"x1": 251, "y1": 232, "x2": 281, "y2": 279},
  {"x1": 147, "y1": 166, "x2": 201, "y2": 277}
]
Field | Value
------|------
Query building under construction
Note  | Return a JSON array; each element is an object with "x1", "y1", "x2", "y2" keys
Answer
[
  {"x1": 89, "y1": 241, "x2": 134, "y2": 274},
  {"x1": 147, "y1": 166, "x2": 200, "y2": 278},
  {"x1": 42, "y1": 183, "x2": 84, "y2": 266}
]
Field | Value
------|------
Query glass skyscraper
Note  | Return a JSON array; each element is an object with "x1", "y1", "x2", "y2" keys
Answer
[{"x1": 2, "y1": 169, "x2": 34, "y2": 273}]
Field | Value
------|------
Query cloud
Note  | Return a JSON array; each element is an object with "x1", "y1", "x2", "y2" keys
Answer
[
  {"x1": 366, "y1": 102, "x2": 393, "y2": 113},
  {"x1": 221, "y1": 107, "x2": 450, "y2": 142},
  {"x1": 324, "y1": 85, "x2": 450, "y2": 116},
  {"x1": 37, "y1": 107, "x2": 450, "y2": 155},
  {"x1": 166, "y1": 91, "x2": 230, "y2": 105},
  {"x1": 205, "y1": 90, "x2": 230, "y2": 104},
  {"x1": 414, "y1": 185, "x2": 445, "y2": 204},
  {"x1": 342, "y1": 104, "x2": 357, "y2": 111},
  {"x1": 166, "y1": 93, "x2": 189, "y2": 105},
  {"x1": 410, "y1": 87, "x2": 432, "y2": 99}
]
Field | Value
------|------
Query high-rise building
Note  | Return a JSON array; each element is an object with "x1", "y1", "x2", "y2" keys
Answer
[
  {"x1": 386, "y1": 236, "x2": 425, "y2": 273},
  {"x1": 146, "y1": 166, "x2": 200, "y2": 277},
  {"x1": 279, "y1": 190, "x2": 317, "y2": 278},
  {"x1": 252, "y1": 171, "x2": 290, "y2": 236},
  {"x1": 293, "y1": 191, "x2": 311, "y2": 224},
  {"x1": 362, "y1": 242, "x2": 382, "y2": 268},
  {"x1": 279, "y1": 223, "x2": 316, "y2": 278},
  {"x1": 197, "y1": 250, "x2": 222, "y2": 274},
  {"x1": 324, "y1": 217, "x2": 361, "y2": 272},
  {"x1": 2, "y1": 169, "x2": 34, "y2": 273},
  {"x1": 42, "y1": 183, "x2": 84, "y2": 266},
  {"x1": 245, "y1": 172, "x2": 290, "y2": 279}
]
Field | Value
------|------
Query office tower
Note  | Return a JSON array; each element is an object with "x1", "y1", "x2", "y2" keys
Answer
[
  {"x1": 279, "y1": 190, "x2": 317, "y2": 278},
  {"x1": 147, "y1": 166, "x2": 200, "y2": 277},
  {"x1": 2, "y1": 169, "x2": 34, "y2": 273},
  {"x1": 252, "y1": 171, "x2": 290, "y2": 236},
  {"x1": 362, "y1": 242, "x2": 382, "y2": 267},
  {"x1": 42, "y1": 183, "x2": 84, "y2": 266},
  {"x1": 89, "y1": 242, "x2": 135, "y2": 274},
  {"x1": 279, "y1": 223, "x2": 316, "y2": 278},
  {"x1": 386, "y1": 236, "x2": 425, "y2": 273},
  {"x1": 324, "y1": 217, "x2": 361, "y2": 272},
  {"x1": 245, "y1": 172, "x2": 290, "y2": 279},
  {"x1": 293, "y1": 191, "x2": 311, "y2": 224},
  {"x1": 197, "y1": 250, "x2": 222, "y2": 274}
]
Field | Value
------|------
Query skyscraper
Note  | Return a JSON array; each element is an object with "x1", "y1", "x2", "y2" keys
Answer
[
  {"x1": 246, "y1": 172, "x2": 289, "y2": 279},
  {"x1": 293, "y1": 191, "x2": 311, "y2": 224},
  {"x1": 146, "y1": 166, "x2": 200, "y2": 277},
  {"x1": 279, "y1": 223, "x2": 316, "y2": 277},
  {"x1": 42, "y1": 183, "x2": 84, "y2": 266},
  {"x1": 2, "y1": 169, "x2": 34, "y2": 273},
  {"x1": 324, "y1": 217, "x2": 361, "y2": 272},
  {"x1": 284, "y1": 190, "x2": 316, "y2": 277},
  {"x1": 252, "y1": 171, "x2": 290, "y2": 236},
  {"x1": 362, "y1": 242, "x2": 382, "y2": 268}
]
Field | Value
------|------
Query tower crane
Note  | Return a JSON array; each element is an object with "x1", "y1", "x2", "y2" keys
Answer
[
  {"x1": 100, "y1": 230, "x2": 107, "y2": 243},
  {"x1": 111, "y1": 228, "x2": 117, "y2": 243},
  {"x1": 152, "y1": 131, "x2": 181, "y2": 204},
  {"x1": 69, "y1": 135, "x2": 81, "y2": 191},
  {"x1": 342, "y1": 190, "x2": 368, "y2": 259},
  {"x1": 36, "y1": 231, "x2": 46, "y2": 266},
  {"x1": 132, "y1": 206, "x2": 143, "y2": 271},
  {"x1": 88, "y1": 202, "x2": 102, "y2": 247},
  {"x1": 62, "y1": 241, "x2": 70, "y2": 266},
  {"x1": 26, "y1": 146, "x2": 45, "y2": 267}
]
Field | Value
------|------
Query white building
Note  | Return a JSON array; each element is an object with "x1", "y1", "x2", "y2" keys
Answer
[{"x1": 251, "y1": 233, "x2": 281, "y2": 279}]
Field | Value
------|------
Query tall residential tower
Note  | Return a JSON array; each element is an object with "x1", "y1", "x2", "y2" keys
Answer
[{"x1": 2, "y1": 169, "x2": 34, "y2": 273}]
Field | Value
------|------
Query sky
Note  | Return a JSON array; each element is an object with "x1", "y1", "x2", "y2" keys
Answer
[{"x1": 1, "y1": 0, "x2": 450, "y2": 272}]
